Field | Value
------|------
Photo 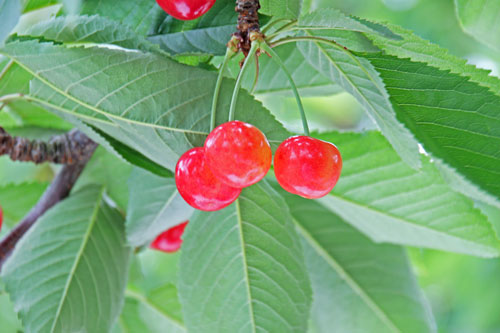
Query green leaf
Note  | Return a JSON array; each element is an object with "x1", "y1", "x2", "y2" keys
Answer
[
  {"x1": 126, "y1": 168, "x2": 193, "y2": 247},
  {"x1": 455, "y1": 0, "x2": 500, "y2": 51},
  {"x1": 260, "y1": 0, "x2": 301, "y2": 19},
  {"x1": 178, "y1": 180, "x2": 312, "y2": 332},
  {"x1": 148, "y1": 0, "x2": 236, "y2": 56},
  {"x1": 117, "y1": 289, "x2": 185, "y2": 333},
  {"x1": 363, "y1": 53, "x2": 500, "y2": 204},
  {"x1": 297, "y1": 9, "x2": 400, "y2": 39},
  {"x1": 73, "y1": 147, "x2": 133, "y2": 210},
  {"x1": 0, "y1": 0, "x2": 21, "y2": 45},
  {"x1": 80, "y1": 0, "x2": 158, "y2": 35},
  {"x1": 315, "y1": 131, "x2": 500, "y2": 257},
  {"x1": 1, "y1": 185, "x2": 131, "y2": 333},
  {"x1": 21, "y1": 15, "x2": 161, "y2": 53},
  {"x1": 365, "y1": 22, "x2": 500, "y2": 95},
  {"x1": 22, "y1": 0, "x2": 59, "y2": 12},
  {"x1": 1, "y1": 40, "x2": 290, "y2": 171},
  {"x1": 0, "y1": 156, "x2": 54, "y2": 185},
  {"x1": 283, "y1": 194, "x2": 436, "y2": 332},
  {"x1": 0, "y1": 281, "x2": 23, "y2": 333},
  {"x1": 0, "y1": 181, "x2": 48, "y2": 228},
  {"x1": 296, "y1": 40, "x2": 421, "y2": 168}
]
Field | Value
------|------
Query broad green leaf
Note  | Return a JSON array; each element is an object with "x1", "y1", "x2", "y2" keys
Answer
[
  {"x1": 237, "y1": 43, "x2": 342, "y2": 97},
  {"x1": 260, "y1": 0, "x2": 301, "y2": 19},
  {"x1": 316, "y1": 131, "x2": 500, "y2": 257},
  {"x1": 296, "y1": 40, "x2": 421, "y2": 168},
  {"x1": 0, "y1": 0, "x2": 21, "y2": 45},
  {"x1": 179, "y1": 181, "x2": 312, "y2": 332},
  {"x1": 73, "y1": 147, "x2": 133, "y2": 210},
  {"x1": 365, "y1": 23, "x2": 500, "y2": 95},
  {"x1": 1, "y1": 186, "x2": 131, "y2": 333},
  {"x1": 283, "y1": 194, "x2": 436, "y2": 332},
  {"x1": 363, "y1": 53, "x2": 500, "y2": 203},
  {"x1": 0, "y1": 181, "x2": 47, "y2": 228},
  {"x1": 80, "y1": 0, "x2": 158, "y2": 35},
  {"x1": 116, "y1": 289, "x2": 185, "y2": 333},
  {"x1": 0, "y1": 281, "x2": 23, "y2": 333},
  {"x1": 455, "y1": 0, "x2": 500, "y2": 51},
  {"x1": 22, "y1": 0, "x2": 59, "y2": 12},
  {"x1": 148, "y1": 0, "x2": 236, "y2": 56},
  {"x1": 297, "y1": 9, "x2": 400, "y2": 39},
  {"x1": 1, "y1": 41, "x2": 290, "y2": 171},
  {"x1": 126, "y1": 168, "x2": 193, "y2": 247},
  {"x1": 22, "y1": 15, "x2": 161, "y2": 53}
]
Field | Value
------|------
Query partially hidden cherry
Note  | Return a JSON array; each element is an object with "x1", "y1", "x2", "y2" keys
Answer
[
  {"x1": 204, "y1": 121, "x2": 272, "y2": 188},
  {"x1": 156, "y1": 0, "x2": 216, "y2": 20},
  {"x1": 176, "y1": 147, "x2": 241, "y2": 211},
  {"x1": 274, "y1": 136, "x2": 342, "y2": 199},
  {"x1": 150, "y1": 221, "x2": 188, "y2": 253}
]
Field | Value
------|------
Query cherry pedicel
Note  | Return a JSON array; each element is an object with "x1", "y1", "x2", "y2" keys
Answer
[
  {"x1": 156, "y1": 0, "x2": 216, "y2": 21},
  {"x1": 151, "y1": 221, "x2": 188, "y2": 253},
  {"x1": 274, "y1": 136, "x2": 342, "y2": 199},
  {"x1": 176, "y1": 147, "x2": 241, "y2": 211},
  {"x1": 204, "y1": 121, "x2": 272, "y2": 188}
]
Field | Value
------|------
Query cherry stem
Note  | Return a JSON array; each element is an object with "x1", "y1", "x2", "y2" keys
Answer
[
  {"x1": 271, "y1": 35, "x2": 346, "y2": 50},
  {"x1": 265, "y1": 21, "x2": 298, "y2": 42},
  {"x1": 261, "y1": 18, "x2": 290, "y2": 34},
  {"x1": 259, "y1": 41, "x2": 310, "y2": 136},
  {"x1": 211, "y1": 48, "x2": 234, "y2": 131},
  {"x1": 228, "y1": 41, "x2": 259, "y2": 122}
]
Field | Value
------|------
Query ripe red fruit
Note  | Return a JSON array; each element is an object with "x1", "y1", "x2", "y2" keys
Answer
[
  {"x1": 204, "y1": 121, "x2": 272, "y2": 188},
  {"x1": 176, "y1": 147, "x2": 241, "y2": 211},
  {"x1": 150, "y1": 221, "x2": 188, "y2": 253},
  {"x1": 274, "y1": 136, "x2": 342, "y2": 199},
  {"x1": 156, "y1": 0, "x2": 216, "y2": 20}
]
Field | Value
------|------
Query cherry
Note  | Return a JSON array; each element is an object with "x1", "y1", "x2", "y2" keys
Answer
[
  {"x1": 176, "y1": 147, "x2": 241, "y2": 211},
  {"x1": 156, "y1": 0, "x2": 216, "y2": 20},
  {"x1": 274, "y1": 136, "x2": 342, "y2": 199},
  {"x1": 150, "y1": 221, "x2": 188, "y2": 253},
  {"x1": 204, "y1": 121, "x2": 272, "y2": 188}
]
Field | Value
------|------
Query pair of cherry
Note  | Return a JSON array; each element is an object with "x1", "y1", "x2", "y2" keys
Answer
[
  {"x1": 156, "y1": 0, "x2": 215, "y2": 20},
  {"x1": 175, "y1": 120, "x2": 343, "y2": 211}
]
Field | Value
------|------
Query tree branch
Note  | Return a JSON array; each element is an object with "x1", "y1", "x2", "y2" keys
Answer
[
  {"x1": 234, "y1": 0, "x2": 262, "y2": 56},
  {"x1": 0, "y1": 127, "x2": 94, "y2": 164},
  {"x1": 0, "y1": 130, "x2": 97, "y2": 270}
]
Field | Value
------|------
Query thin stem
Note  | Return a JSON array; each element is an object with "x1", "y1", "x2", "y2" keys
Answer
[
  {"x1": 271, "y1": 35, "x2": 346, "y2": 50},
  {"x1": 259, "y1": 42, "x2": 310, "y2": 136},
  {"x1": 211, "y1": 48, "x2": 234, "y2": 131},
  {"x1": 0, "y1": 60, "x2": 14, "y2": 82},
  {"x1": 265, "y1": 21, "x2": 298, "y2": 42},
  {"x1": 251, "y1": 51, "x2": 260, "y2": 94},
  {"x1": 228, "y1": 42, "x2": 259, "y2": 122},
  {"x1": 261, "y1": 18, "x2": 290, "y2": 34}
]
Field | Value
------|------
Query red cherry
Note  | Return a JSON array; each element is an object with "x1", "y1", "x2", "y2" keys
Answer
[
  {"x1": 176, "y1": 147, "x2": 241, "y2": 211},
  {"x1": 156, "y1": 0, "x2": 216, "y2": 20},
  {"x1": 274, "y1": 136, "x2": 342, "y2": 199},
  {"x1": 204, "y1": 121, "x2": 272, "y2": 188},
  {"x1": 150, "y1": 221, "x2": 188, "y2": 253}
]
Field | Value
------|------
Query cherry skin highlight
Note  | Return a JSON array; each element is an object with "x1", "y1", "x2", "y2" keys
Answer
[
  {"x1": 274, "y1": 136, "x2": 342, "y2": 199},
  {"x1": 175, "y1": 147, "x2": 241, "y2": 211},
  {"x1": 150, "y1": 221, "x2": 188, "y2": 253},
  {"x1": 156, "y1": 0, "x2": 216, "y2": 20},
  {"x1": 204, "y1": 121, "x2": 272, "y2": 188}
]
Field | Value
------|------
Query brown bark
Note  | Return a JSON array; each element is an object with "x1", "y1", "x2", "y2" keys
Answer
[{"x1": 234, "y1": 0, "x2": 262, "y2": 56}]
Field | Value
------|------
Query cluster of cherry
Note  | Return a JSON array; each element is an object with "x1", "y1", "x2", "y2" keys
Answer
[{"x1": 175, "y1": 121, "x2": 343, "y2": 211}]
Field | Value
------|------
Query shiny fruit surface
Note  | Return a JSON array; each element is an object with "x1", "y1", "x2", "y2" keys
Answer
[
  {"x1": 175, "y1": 147, "x2": 241, "y2": 211},
  {"x1": 274, "y1": 136, "x2": 342, "y2": 199},
  {"x1": 204, "y1": 121, "x2": 272, "y2": 188},
  {"x1": 150, "y1": 221, "x2": 188, "y2": 253},
  {"x1": 156, "y1": 0, "x2": 216, "y2": 20}
]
